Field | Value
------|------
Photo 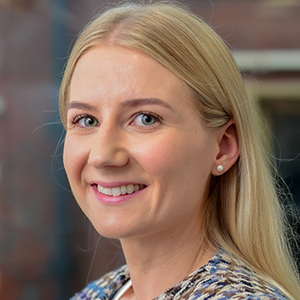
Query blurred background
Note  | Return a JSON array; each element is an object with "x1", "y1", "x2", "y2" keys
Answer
[{"x1": 0, "y1": 0, "x2": 299, "y2": 299}]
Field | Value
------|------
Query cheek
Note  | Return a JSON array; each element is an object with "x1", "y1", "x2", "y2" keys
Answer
[
  {"x1": 63, "y1": 137, "x2": 73, "y2": 176},
  {"x1": 131, "y1": 136, "x2": 176, "y2": 175},
  {"x1": 133, "y1": 132, "x2": 213, "y2": 184},
  {"x1": 63, "y1": 136, "x2": 86, "y2": 184}
]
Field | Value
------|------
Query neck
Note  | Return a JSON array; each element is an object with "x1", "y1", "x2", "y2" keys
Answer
[{"x1": 120, "y1": 223, "x2": 216, "y2": 300}]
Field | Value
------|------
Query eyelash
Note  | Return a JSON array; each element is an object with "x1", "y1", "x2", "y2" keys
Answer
[
  {"x1": 69, "y1": 111, "x2": 162, "y2": 128},
  {"x1": 71, "y1": 114, "x2": 98, "y2": 127},
  {"x1": 131, "y1": 111, "x2": 162, "y2": 127}
]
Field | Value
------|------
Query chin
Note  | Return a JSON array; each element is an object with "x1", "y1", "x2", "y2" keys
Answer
[{"x1": 90, "y1": 218, "x2": 137, "y2": 240}]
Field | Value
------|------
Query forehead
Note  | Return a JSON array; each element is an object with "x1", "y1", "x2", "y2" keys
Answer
[{"x1": 69, "y1": 45, "x2": 192, "y2": 106}]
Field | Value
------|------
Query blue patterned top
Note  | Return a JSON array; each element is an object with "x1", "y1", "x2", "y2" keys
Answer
[{"x1": 70, "y1": 250, "x2": 289, "y2": 299}]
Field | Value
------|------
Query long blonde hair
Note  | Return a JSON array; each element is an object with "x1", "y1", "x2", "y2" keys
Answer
[{"x1": 59, "y1": 1, "x2": 300, "y2": 298}]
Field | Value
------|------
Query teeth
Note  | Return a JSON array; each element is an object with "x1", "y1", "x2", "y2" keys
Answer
[
  {"x1": 121, "y1": 185, "x2": 127, "y2": 195},
  {"x1": 103, "y1": 187, "x2": 112, "y2": 196},
  {"x1": 98, "y1": 184, "x2": 145, "y2": 196},
  {"x1": 127, "y1": 184, "x2": 134, "y2": 194},
  {"x1": 112, "y1": 187, "x2": 121, "y2": 197}
]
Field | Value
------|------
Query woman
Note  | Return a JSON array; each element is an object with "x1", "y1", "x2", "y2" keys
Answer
[{"x1": 60, "y1": 2, "x2": 300, "y2": 299}]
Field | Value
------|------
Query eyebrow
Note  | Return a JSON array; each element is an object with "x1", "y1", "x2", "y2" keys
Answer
[
  {"x1": 67, "y1": 102, "x2": 98, "y2": 112},
  {"x1": 67, "y1": 98, "x2": 175, "y2": 112},
  {"x1": 120, "y1": 98, "x2": 175, "y2": 112}
]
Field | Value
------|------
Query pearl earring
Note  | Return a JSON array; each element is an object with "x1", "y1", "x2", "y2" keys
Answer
[{"x1": 217, "y1": 165, "x2": 224, "y2": 172}]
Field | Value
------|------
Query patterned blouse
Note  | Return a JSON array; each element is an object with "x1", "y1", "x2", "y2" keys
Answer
[{"x1": 70, "y1": 250, "x2": 289, "y2": 299}]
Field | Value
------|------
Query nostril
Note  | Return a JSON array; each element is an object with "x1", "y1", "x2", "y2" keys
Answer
[{"x1": 88, "y1": 146, "x2": 130, "y2": 169}]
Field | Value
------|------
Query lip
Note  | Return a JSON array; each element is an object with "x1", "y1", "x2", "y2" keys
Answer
[{"x1": 91, "y1": 182, "x2": 147, "y2": 204}]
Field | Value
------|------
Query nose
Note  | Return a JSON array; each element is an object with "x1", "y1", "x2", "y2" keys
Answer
[{"x1": 88, "y1": 127, "x2": 129, "y2": 169}]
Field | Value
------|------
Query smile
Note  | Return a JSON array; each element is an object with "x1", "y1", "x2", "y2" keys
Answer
[{"x1": 97, "y1": 184, "x2": 146, "y2": 197}]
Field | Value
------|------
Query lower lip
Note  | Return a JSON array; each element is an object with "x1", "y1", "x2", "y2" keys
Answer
[{"x1": 92, "y1": 185, "x2": 146, "y2": 204}]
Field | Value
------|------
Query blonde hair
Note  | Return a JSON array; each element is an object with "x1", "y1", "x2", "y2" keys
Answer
[{"x1": 60, "y1": 1, "x2": 300, "y2": 298}]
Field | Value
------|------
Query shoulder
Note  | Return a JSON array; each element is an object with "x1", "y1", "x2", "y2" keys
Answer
[
  {"x1": 201, "y1": 250, "x2": 288, "y2": 299},
  {"x1": 70, "y1": 265, "x2": 130, "y2": 300},
  {"x1": 159, "y1": 250, "x2": 289, "y2": 300}
]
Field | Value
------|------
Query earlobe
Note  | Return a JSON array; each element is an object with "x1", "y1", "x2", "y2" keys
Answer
[{"x1": 212, "y1": 119, "x2": 239, "y2": 176}]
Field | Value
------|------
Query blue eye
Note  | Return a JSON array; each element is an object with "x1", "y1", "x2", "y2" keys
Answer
[
  {"x1": 80, "y1": 116, "x2": 98, "y2": 127},
  {"x1": 142, "y1": 114, "x2": 157, "y2": 125},
  {"x1": 135, "y1": 113, "x2": 158, "y2": 126},
  {"x1": 73, "y1": 115, "x2": 99, "y2": 127}
]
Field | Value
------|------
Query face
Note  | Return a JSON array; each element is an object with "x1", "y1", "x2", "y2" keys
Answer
[{"x1": 64, "y1": 45, "x2": 221, "y2": 240}]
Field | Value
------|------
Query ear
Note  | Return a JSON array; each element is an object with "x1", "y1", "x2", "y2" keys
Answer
[{"x1": 212, "y1": 119, "x2": 240, "y2": 176}]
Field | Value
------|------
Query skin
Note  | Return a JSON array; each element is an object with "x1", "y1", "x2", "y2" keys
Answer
[{"x1": 64, "y1": 45, "x2": 239, "y2": 300}]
